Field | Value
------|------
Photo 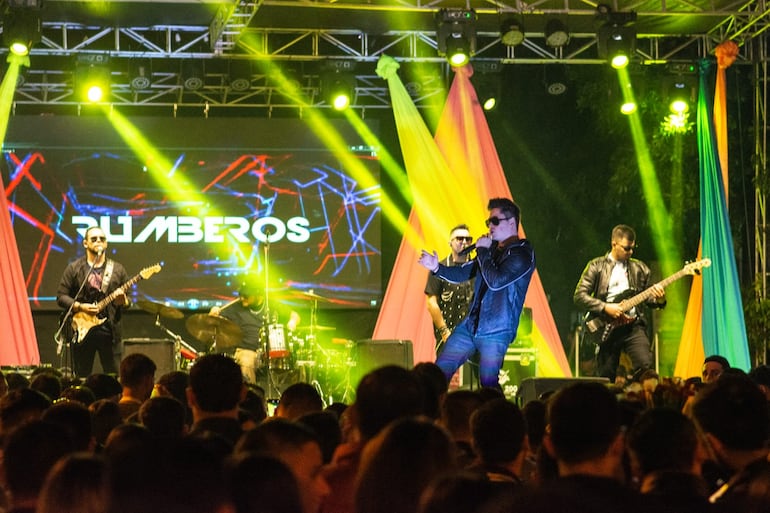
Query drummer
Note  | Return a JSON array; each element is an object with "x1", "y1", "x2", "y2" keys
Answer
[{"x1": 209, "y1": 281, "x2": 300, "y2": 384}]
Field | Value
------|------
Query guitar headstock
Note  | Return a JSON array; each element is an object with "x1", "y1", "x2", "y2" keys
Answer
[
  {"x1": 684, "y1": 258, "x2": 711, "y2": 275},
  {"x1": 140, "y1": 263, "x2": 162, "y2": 279}
]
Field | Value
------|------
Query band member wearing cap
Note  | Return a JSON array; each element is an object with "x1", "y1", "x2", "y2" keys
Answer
[
  {"x1": 57, "y1": 226, "x2": 130, "y2": 377},
  {"x1": 210, "y1": 281, "x2": 299, "y2": 385},
  {"x1": 418, "y1": 198, "x2": 535, "y2": 389}
]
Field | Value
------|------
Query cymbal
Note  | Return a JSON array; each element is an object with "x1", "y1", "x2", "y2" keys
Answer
[
  {"x1": 185, "y1": 314, "x2": 242, "y2": 349},
  {"x1": 136, "y1": 300, "x2": 184, "y2": 320},
  {"x1": 294, "y1": 325, "x2": 336, "y2": 332},
  {"x1": 301, "y1": 290, "x2": 330, "y2": 302}
]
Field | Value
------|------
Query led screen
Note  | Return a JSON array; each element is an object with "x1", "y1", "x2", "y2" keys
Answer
[{"x1": 2, "y1": 116, "x2": 382, "y2": 311}]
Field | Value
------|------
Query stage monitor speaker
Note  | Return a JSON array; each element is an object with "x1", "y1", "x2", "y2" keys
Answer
[
  {"x1": 350, "y1": 339, "x2": 413, "y2": 390},
  {"x1": 123, "y1": 338, "x2": 176, "y2": 379},
  {"x1": 499, "y1": 347, "x2": 537, "y2": 400},
  {"x1": 515, "y1": 377, "x2": 610, "y2": 406}
]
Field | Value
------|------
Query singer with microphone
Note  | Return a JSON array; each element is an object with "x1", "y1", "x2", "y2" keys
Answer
[
  {"x1": 418, "y1": 198, "x2": 535, "y2": 390},
  {"x1": 57, "y1": 226, "x2": 130, "y2": 377}
]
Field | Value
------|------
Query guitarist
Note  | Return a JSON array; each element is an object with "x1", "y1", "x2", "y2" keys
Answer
[
  {"x1": 573, "y1": 224, "x2": 666, "y2": 382},
  {"x1": 56, "y1": 226, "x2": 130, "y2": 377}
]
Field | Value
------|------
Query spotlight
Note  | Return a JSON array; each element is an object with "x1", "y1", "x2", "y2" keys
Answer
[
  {"x1": 597, "y1": 23, "x2": 636, "y2": 69},
  {"x1": 543, "y1": 64, "x2": 568, "y2": 95},
  {"x1": 2, "y1": 7, "x2": 41, "y2": 56},
  {"x1": 127, "y1": 58, "x2": 152, "y2": 91},
  {"x1": 228, "y1": 59, "x2": 252, "y2": 92},
  {"x1": 181, "y1": 60, "x2": 205, "y2": 91},
  {"x1": 544, "y1": 19, "x2": 570, "y2": 48},
  {"x1": 75, "y1": 54, "x2": 111, "y2": 103},
  {"x1": 500, "y1": 17, "x2": 525, "y2": 47},
  {"x1": 664, "y1": 66, "x2": 697, "y2": 114},
  {"x1": 437, "y1": 8, "x2": 477, "y2": 66},
  {"x1": 472, "y1": 72, "x2": 501, "y2": 111},
  {"x1": 321, "y1": 62, "x2": 356, "y2": 111}
]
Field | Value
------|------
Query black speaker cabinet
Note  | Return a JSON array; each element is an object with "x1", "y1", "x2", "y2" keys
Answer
[
  {"x1": 499, "y1": 347, "x2": 537, "y2": 400},
  {"x1": 350, "y1": 339, "x2": 413, "y2": 389},
  {"x1": 123, "y1": 338, "x2": 176, "y2": 379},
  {"x1": 515, "y1": 377, "x2": 610, "y2": 406}
]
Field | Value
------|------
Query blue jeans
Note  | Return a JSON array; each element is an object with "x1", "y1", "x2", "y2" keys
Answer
[{"x1": 435, "y1": 323, "x2": 512, "y2": 388}]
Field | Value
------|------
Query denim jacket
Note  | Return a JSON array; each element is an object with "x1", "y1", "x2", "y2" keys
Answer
[{"x1": 434, "y1": 238, "x2": 535, "y2": 338}]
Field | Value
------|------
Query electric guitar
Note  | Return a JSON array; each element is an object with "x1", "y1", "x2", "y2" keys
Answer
[
  {"x1": 584, "y1": 258, "x2": 711, "y2": 345},
  {"x1": 69, "y1": 263, "x2": 162, "y2": 345}
]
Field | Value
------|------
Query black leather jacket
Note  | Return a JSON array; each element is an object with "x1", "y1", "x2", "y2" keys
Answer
[
  {"x1": 573, "y1": 254, "x2": 664, "y2": 325},
  {"x1": 434, "y1": 238, "x2": 534, "y2": 337}
]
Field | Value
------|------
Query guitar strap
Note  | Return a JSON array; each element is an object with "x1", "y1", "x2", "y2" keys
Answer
[{"x1": 102, "y1": 259, "x2": 115, "y2": 294}]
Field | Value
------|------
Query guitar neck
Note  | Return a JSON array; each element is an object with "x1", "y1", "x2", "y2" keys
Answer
[
  {"x1": 621, "y1": 268, "x2": 689, "y2": 312},
  {"x1": 95, "y1": 273, "x2": 143, "y2": 312}
]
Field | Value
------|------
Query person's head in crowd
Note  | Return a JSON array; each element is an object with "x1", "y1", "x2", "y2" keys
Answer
[
  {"x1": 702, "y1": 355, "x2": 730, "y2": 384},
  {"x1": 2, "y1": 420, "x2": 76, "y2": 511},
  {"x1": 187, "y1": 354, "x2": 245, "y2": 421},
  {"x1": 418, "y1": 471, "x2": 516, "y2": 513},
  {"x1": 522, "y1": 399, "x2": 547, "y2": 454},
  {"x1": 5, "y1": 371, "x2": 30, "y2": 392},
  {"x1": 85, "y1": 373, "x2": 122, "y2": 401},
  {"x1": 37, "y1": 453, "x2": 108, "y2": 513},
  {"x1": 239, "y1": 386, "x2": 268, "y2": 426},
  {"x1": 139, "y1": 396, "x2": 187, "y2": 441},
  {"x1": 226, "y1": 453, "x2": 304, "y2": 513},
  {"x1": 60, "y1": 385, "x2": 97, "y2": 406},
  {"x1": 411, "y1": 362, "x2": 449, "y2": 420},
  {"x1": 42, "y1": 399, "x2": 94, "y2": 451},
  {"x1": 235, "y1": 417, "x2": 330, "y2": 513},
  {"x1": 0, "y1": 387, "x2": 51, "y2": 437},
  {"x1": 438, "y1": 390, "x2": 484, "y2": 442},
  {"x1": 470, "y1": 397, "x2": 529, "y2": 477},
  {"x1": 275, "y1": 382, "x2": 324, "y2": 421},
  {"x1": 691, "y1": 373, "x2": 769, "y2": 473},
  {"x1": 154, "y1": 371, "x2": 190, "y2": 404},
  {"x1": 108, "y1": 436, "x2": 232, "y2": 513},
  {"x1": 476, "y1": 386, "x2": 505, "y2": 403},
  {"x1": 30, "y1": 371, "x2": 62, "y2": 402},
  {"x1": 119, "y1": 353, "x2": 157, "y2": 402},
  {"x1": 354, "y1": 365, "x2": 423, "y2": 441},
  {"x1": 749, "y1": 364, "x2": 770, "y2": 400},
  {"x1": 102, "y1": 422, "x2": 154, "y2": 460},
  {"x1": 89, "y1": 398, "x2": 123, "y2": 450},
  {"x1": 298, "y1": 410, "x2": 343, "y2": 464},
  {"x1": 544, "y1": 382, "x2": 624, "y2": 479},
  {"x1": 626, "y1": 407, "x2": 706, "y2": 486},
  {"x1": 355, "y1": 417, "x2": 457, "y2": 513},
  {"x1": 325, "y1": 401, "x2": 347, "y2": 419}
]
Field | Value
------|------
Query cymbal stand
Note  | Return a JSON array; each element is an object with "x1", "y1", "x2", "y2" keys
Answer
[
  {"x1": 154, "y1": 315, "x2": 199, "y2": 369},
  {"x1": 262, "y1": 235, "x2": 279, "y2": 400}
]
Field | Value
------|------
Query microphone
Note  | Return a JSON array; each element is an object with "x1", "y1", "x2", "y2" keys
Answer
[
  {"x1": 96, "y1": 247, "x2": 104, "y2": 256},
  {"x1": 458, "y1": 244, "x2": 476, "y2": 257}
]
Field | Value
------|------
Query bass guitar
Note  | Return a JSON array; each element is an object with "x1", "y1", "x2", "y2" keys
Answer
[
  {"x1": 69, "y1": 263, "x2": 162, "y2": 345},
  {"x1": 584, "y1": 258, "x2": 711, "y2": 345}
]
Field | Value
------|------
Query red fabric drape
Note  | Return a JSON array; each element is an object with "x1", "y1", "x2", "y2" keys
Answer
[{"x1": 0, "y1": 172, "x2": 40, "y2": 364}]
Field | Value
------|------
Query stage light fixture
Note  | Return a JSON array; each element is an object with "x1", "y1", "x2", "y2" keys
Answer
[
  {"x1": 500, "y1": 17, "x2": 525, "y2": 47},
  {"x1": 2, "y1": 7, "x2": 41, "y2": 56},
  {"x1": 620, "y1": 101, "x2": 637, "y2": 115},
  {"x1": 664, "y1": 66, "x2": 697, "y2": 115},
  {"x1": 436, "y1": 8, "x2": 477, "y2": 66},
  {"x1": 544, "y1": 19, "x2": 570, "y2": 48},
  {"x1": 181, "y1": 60, "x2": 205, "y2": 91},
  {"x1": 596, "y1": 6, "x2": 637, "y2": 68},
  {"x1": 321, "y1": 64, "x2": 356, "y2": 111},
  {"x1": 127, "y1": 58, "x2": 152, "y2": 90},
  {"x1": 228, "y1": 59, "x2": 252, "y2": 92},
  {"x1": 472, "y1": 61, "x2": 501, "y2": 111},
  {"x1": 75, "y1": 54, "x2": 112, "y2": 103}
]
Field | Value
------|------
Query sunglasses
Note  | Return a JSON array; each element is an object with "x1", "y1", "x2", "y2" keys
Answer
[
  {"x1": 617, "y1": 243, "x2": 636, "y2": 252},
  {"x1": 89, "y1": 236, "x2": 107, "y2": 242},
  {"x1": 453, "y1": 236, "x2": 473, "y2": 243},
  {"x1": 485, "y1": 216, "x2": 512, "y2": 227}
]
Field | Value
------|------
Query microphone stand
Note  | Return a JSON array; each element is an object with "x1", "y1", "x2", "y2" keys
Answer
[{"x1": 54, "y1": 249, "x2": 103, "y2": 377}]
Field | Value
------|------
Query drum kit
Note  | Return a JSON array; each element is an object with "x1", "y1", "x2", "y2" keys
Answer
[{"x1": 134, "y1": 289, "x2": 355, "y2": 402}]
